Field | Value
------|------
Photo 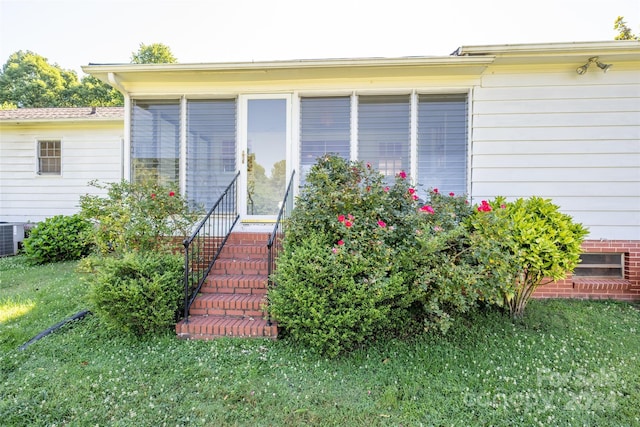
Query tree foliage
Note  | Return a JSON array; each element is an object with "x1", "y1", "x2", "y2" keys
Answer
[
  {"x1": 131, "y1": 43, "x2": 177, "y2": 64},
  {"x1": 614, "y1": 16, "x2": 639, "y2": 40}
]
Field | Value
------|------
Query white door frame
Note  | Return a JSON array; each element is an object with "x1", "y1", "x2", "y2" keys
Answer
[{"x1": 237, "y1": 94, "x2": 293, "y2": 222}]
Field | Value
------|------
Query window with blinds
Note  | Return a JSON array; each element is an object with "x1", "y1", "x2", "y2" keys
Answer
[
  {"x1": 417, "y1": 95, "x2": 468, "y2": 195},
  {"x1": 131, "y1": 100, "x2": 180, "y2": 185},
  {"x1": 186, "y1": 99, "x2": 237, "y2": 208},
  {"x1": 300, "y1": 96, "x2": 351, "y2": 184},
  {"x1": 37, "y1": 140, "x2": 61, "y2": 175},
  {"x1": 358, "y1": 95, "x2": 410, "y2": 182}
]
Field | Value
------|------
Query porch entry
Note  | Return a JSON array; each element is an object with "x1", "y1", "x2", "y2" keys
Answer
[{"x1": 239, "y1": 95, "x2": 291, "y2": 223}]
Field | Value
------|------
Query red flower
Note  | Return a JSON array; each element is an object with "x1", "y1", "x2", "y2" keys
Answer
[
  {"x1": 366, "y1": 162, "x2": 371, "y2": 169},
  {"x1": 169, "y1": 191, "x2": 175, "y2": 197},
  {"x1": 449, "y1": 192, "x2": 455, "y2": 197},
  {"x1": 366, "y1": 186, "x2": 371, "y2": 192},
  {"x1": 384, "y1": 186, "x2": 390, "y2": 193},
  {"x1": 338, "y1": 214, "x2": 345, "y2": 223},
  {"x1": 377, "y1": 220, "x2": 386, "y2": 228},
  {"x1": 420, "y1": 205, "x2": 435, "y2": 214},
  {"x1": 477, "y1": 200, "x2": 492, "y2": 212},
  {"x1": 337, "y1": 239, "x2": 345, "y2": 246},
  {"x1": 151, "y1": 193, "x2": 156, "y2": 199},
  {"x1": 344, "y1": 220, "x2": 353, "y2": 228},
  {"x1": 412, "y1": 194, "x2": 419, "y2": 201},
  {"x1": 500, "y1": 204, "x2": 506, "y2": 209},
  {"x1": 398, "y1": 170, "x2": 407, "y2": 179},
  {"x1": 433, "y1": 188, "x2": 439, "y2": 194},
  {"x1": 408, "y1": 188, "x2": 416, "y2": 195}
]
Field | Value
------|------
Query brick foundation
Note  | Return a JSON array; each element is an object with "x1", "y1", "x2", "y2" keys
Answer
[{"x1": 533, "y1": 240, "x2": 640, "y2": 301}]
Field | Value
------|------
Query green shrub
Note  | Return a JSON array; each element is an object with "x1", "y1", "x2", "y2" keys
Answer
[
  {"x1": 467, "y1": 196, "x2": 588, "y2": 318},
  {"x1": 87, "y1": 252, "x2": 183, "y2": 335},
  {"x1": 272, "y1": 155, "x2": 493, "y2": 355},
  {"x1": 22, "y1": 214, "x2": 93, "y2": 264},
  {"x1": 79, "y1": 179, "x2": 198, "y2": 255}
]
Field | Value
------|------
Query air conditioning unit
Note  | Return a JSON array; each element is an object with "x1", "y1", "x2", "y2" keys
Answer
[{"x1": 0, "y1": 222, "x2": 25, "y2": 257}]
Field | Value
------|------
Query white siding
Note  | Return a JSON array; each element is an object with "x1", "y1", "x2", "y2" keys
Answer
[
  {"x1": 471, "y1": 66, "x2": 640, "y2": 240},
  {"x1": 0, "y1": 123, "x2": 123, "y2": 223}
]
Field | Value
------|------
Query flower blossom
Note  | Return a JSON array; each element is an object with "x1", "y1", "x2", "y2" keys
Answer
[
  {"x1": 477, "y1": 200, "x2": 492, "y2": 212},
  {"x1": 500, "y1": 204, "x2": 506, "y2": 209},
  {"x1": 169, "y1": 191, "x2": 175, "y2": 197},
  {"x1": 433, "y1": 188, "x2": 439, "y2": 194},
  {"x1": 337, "y1": 239, "x2": 345, "y2": 246},
  {"x1": 420, "y1": 205, "x2": 435, "y2": 214},
  {"x1": 398, "y1": 170, "x2": 407, "y2": 179},
  {"x1": 449, "y1": 192, "x2": 455, "y2": 197},
  {"x1": 377, "y1": 220, "x2": 387, "y2": 228},
  {"x1": 408, "y1": 188, "x2": 416, "y2": 195},
  {"x1": 338, "y1": 214, "x2": 345, "y2": 223},
  {"x1": 412, "y1": 194, "x2": 419, "y2": 201},
  {"x1": 384, "y1": 186, "x2": 390, "y2": 193},
  {"x1": 344, "y1": 220, "x2": 353, "y2": 228},
  {"x1": 151, "y1": 193, "x2": 156, "y2": 199}
]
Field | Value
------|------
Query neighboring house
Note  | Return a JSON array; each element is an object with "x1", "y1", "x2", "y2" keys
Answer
[{"x1": 0, "y1": 107, "x2": 124, "y2": 223}]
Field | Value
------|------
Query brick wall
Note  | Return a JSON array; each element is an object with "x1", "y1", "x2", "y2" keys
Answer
[{"x1": 533, "y1": 240, "x2": 640, "y2": 301}]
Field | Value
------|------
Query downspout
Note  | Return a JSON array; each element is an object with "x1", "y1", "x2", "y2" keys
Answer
[{"x1": 107, "y1": 72, "x2": 131, "y2": 181}]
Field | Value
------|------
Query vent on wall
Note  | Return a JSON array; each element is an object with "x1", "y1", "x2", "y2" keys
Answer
[{"x1": 0, "y1": 223, "x2": 25, "y2": 257}]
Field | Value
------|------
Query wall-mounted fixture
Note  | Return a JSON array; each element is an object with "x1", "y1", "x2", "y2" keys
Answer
[{"x1": 576, "y1": 57, "x2": 612, "y2": 75}]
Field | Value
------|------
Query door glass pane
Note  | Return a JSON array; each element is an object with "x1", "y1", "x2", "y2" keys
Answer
[{"x1": 247, "y1": 99, "x2": 287, "y2": 215}]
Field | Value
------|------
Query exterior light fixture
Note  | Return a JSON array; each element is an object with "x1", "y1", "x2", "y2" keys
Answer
[{"x1": 576, "y1": 57, "x2": 612, "y2": 75}]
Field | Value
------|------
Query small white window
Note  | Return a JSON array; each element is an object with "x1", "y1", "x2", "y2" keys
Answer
[{"x1": 37, "y1": 140, "x2": 61, "y2": 175}]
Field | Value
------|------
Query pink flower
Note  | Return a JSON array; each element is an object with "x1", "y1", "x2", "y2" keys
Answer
[
  {"x1": 420, "y1": 205, "x2": 435, "y2": 214},
  {"x1": 338, "y1": 214, "x2": 345, "y2": 223},
  {"x1": 384, "y1": 186, "x2": 390, "y2": 193},
  {"x1": 412, "y1": 194, "x2": 419, "y2": 201},
  {"x1": 151, "y1": 193, "x2": 156, "y2": 199},
  {"x1": 433, "y1": 188, "x2": 439, "y2": 194},
  {"x1": 332, "y1": 247, "x2": 338, "y2": 254},
  {"x1": 344, "y1": 220, "x2": 353, "y2": 228},
  {"x1": 169, "y1": 191, "x2": 175, "y2": 197},
  {"x1": 477, "y1": 200, "x2": 492, "y2": 212},
  {"x1": 433, "y1": 226, "x2": 443, "y2": 232},
  {"x1": 408, "y1": 188, "x2": 416, "y2": 195},
  {"x1": 398, "y1": 170, "x2": 407, "y2": 179},
  {"x1": 366, "y1": 162, "x2": 371, "y2": 169},
  {"x1": 377, "y1": 220, "x2": 387, "y2": 228},
  {"x1": 500, "y1": 204, "x2": 506, "y2": 209},
  {"x1": 449, "y1": 192, "x2": 455, "y2": 197},
  {"x1": 337, "y1": 240, "x2": 345, "y2": 246},
  {"x1": 347, "y1": 214, "x2": 354, "y2": 221}
]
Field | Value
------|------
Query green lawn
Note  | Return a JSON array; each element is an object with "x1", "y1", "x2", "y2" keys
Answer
[{"x1": 1, "y1": 255, "x2": 639, "y2": 426}]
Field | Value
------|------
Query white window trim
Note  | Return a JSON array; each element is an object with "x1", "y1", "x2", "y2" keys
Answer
[{"x1": 35, "y1": 138, "x2": 63, "y2": 178}]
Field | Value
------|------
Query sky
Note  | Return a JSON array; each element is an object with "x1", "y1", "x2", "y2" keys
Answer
[{"x1": 0, "y1": 0, "x2": 638, "y2": 76}]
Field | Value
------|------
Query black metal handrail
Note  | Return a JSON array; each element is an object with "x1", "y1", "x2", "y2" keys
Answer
[
  {"x1": 266, "y1": 170, "x2": 295, "y2": 325},
  {"x1": 182, "y1": 172, "x2": 240, "y2": 322}
]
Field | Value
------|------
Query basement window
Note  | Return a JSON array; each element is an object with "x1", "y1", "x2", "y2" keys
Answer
[
  {"x1": 37, "y1": 140, "x2": 61, "y2": 175},
  {"x1": 573, "y1": 253, "x2": 624, "y2": 278}
]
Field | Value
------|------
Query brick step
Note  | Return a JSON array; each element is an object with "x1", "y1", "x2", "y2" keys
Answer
[
  {"x1": 176, "y1": 315, "x2": 277, "y2": 339},
  {"x1": 217, "y1": 244, "x2": 269, "y2": 259},
  {"x1": 212, "y1": 258, "x2": 269, "y2": 275},
  {"x1": 225, "y1": 232, "x2": 271, "y2": 245},
  {"x1": 189, "y1": 293, "x2": 266, "y2": 317},
  {"x1": 201, "y1": 274, "x2": 268, "y2": 295}
]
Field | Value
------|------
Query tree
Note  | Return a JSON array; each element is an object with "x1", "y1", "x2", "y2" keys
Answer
[
  {"x1": 614, "y1": 16, "x2": 639, "y2": 40},
  {"x1": 131, "y1": 43, "x2": 177, "y2": 64},
  {"x1": 0, "y1": 51, "x2": 80, "y2": 108},
  {"x1": 75, "y1": 75, "x2": 123, "y2": 107}
]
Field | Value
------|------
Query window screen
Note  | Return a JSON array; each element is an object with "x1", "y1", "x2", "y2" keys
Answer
[
  {"x1": 186, "y1": 99, "x2": 237, "y2": 208},
  {"x1": 37, "y1": 140, "x2": 61, "y2": 175},
  {"x1": 131, "y1": 100, "x2": 180, "y2": 185},
  {"x1": 358, "y1": 95, "x2": 410, "y2": 183},
  {"x1": 300, "y1": 96, "x2": 351, "y2": 184},
  {"x1": 417, "y1": 94, "x2": 468, "y2": 195},
  {"x1": 574, "y1": 253, "x2": 624, "y2": 278}
]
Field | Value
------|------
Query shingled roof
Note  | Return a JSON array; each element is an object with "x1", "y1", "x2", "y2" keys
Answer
[{"x1": 0, "y1": 107, "x2": 124, "y2": 122}]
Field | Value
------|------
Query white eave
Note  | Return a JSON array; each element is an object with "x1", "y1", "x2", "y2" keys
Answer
[{"x1": 458, "y1": 40, "x2": 640, "y2": 57}]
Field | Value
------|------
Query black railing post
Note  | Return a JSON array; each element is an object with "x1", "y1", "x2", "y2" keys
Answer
[{"x1": 266, "y1": 170, "x2": 296, "y2": 326}]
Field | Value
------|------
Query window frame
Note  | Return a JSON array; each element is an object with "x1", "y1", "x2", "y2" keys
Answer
[
  {"x1": 36, "y1": 139, "x2": 62, "y2": 176},
  {"x1": 573, "y1": 253, "x2": 625, "y2": 279}
]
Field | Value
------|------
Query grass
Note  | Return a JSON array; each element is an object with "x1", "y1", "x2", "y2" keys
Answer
[{"x1": 1, "y1": 256, "x2": 639, "y2": 426}]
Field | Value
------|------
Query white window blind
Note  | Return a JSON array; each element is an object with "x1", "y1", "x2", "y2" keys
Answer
[
  {"x1": 186, "y1": 99, "x2": 236, "y2": 208},
  {"x1": 358, "y1": 95, "x2": 410, "y2": 182},
  {"x1": 417, "y1": 95, "x2": 468, "y2": 195},
  {"x1": 300, "y1": 96, "x2": 351, "y2": 184},
  {"x1": 131, "y1": 100, "x2": 180, "y2": 185}
]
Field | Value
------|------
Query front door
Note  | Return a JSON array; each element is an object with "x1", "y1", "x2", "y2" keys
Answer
[{"x1": 239, "y1": 95, "x2": 291, "y2": 222}]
